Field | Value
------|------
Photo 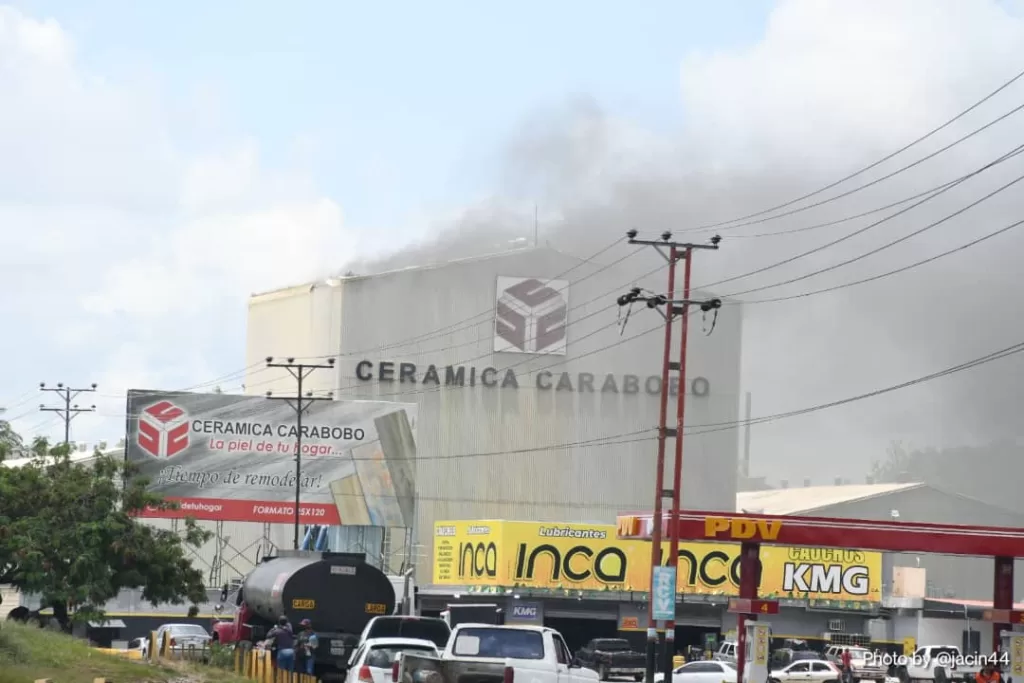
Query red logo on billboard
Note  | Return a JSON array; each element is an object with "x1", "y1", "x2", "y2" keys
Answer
[{"x1": 137, "y1": 400, "x2": 190, "y2": 458}]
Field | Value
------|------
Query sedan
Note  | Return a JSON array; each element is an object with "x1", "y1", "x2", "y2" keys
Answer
[
  {"x1": 770, "y1": 660, "x2": 841, "y2": 683},
  {"x1": 655, "y1": 660, "x2": 738, "y2": 683},
  {"x1": 154, "y1": 623, "x2": 212, "y2": 656}
]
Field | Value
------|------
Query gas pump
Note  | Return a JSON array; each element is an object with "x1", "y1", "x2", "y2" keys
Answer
[
  {"x1": 1000, "y1": 630, "x2": 1024, "y2": 683},
  {"x1": 744, "y1": 621, "x2": 772, "y2": 683}
]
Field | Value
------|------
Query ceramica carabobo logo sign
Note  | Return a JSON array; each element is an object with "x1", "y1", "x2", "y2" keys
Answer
[
  {"x1": 137, "y1": 400, "x2": 190, "y2": 458},
  {"x1": 494, "y1": 276, "x2": 569, "y2": 356}
]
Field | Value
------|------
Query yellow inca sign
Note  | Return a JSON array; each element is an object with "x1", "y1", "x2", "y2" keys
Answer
[
  {"x1": 433, "y1": 520, "x2": 881, "y2": 601},
  {"x1": 365, "y1": 602, "x2": 387, "y2": 615},
  {"x1": 292, "y1": 599, "x2": 315, "y2": 610}
]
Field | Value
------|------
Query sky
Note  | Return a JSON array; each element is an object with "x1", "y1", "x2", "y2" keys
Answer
[{"x1": 2, "y1": 0, "x2": 1024, "y2": 483}]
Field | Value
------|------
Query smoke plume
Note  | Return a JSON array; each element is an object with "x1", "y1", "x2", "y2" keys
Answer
[{"x1": 345, "y1": 0, "x2": 1024, "y2": 483}]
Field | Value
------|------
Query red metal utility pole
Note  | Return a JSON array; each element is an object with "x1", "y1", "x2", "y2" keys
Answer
[{"x1": 618, "y1": 230, "x2": 722, "y2": 683}]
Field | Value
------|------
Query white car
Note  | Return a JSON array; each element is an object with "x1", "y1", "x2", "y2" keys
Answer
[
  {"x1": 770, "y1": 659, "x2": 842, "y2": 683},
  {"x1": 346, "y1": 637, "x2": 440, "y2": 683},
  {"x1": 655, "y1": 660, "x2": 738, "y2": 683},
  {"x1": 153, "y1": 623, "x2": 211, "y2": 653}
]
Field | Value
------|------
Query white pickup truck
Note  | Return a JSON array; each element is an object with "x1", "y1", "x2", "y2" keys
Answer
[
  {"x1": 396, "y1": 623, "x2": 601, "y2": 683},
  {"x1": 899, "y1": 645, "x2": 985, "y2": 683}
]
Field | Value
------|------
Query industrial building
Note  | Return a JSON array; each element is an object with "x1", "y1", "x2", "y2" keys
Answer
[{"x1": 241, "y1": 244, "x2": 745, "y2": 582}]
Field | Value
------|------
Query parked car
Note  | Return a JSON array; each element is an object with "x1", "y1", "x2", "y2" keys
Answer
[
  {"x1": 345, "y1": 637, "x2": 439, "y2": 683},
  {"x1": 770, "y1": 659, "x2": 842, "y2": 683},
  {"x1": 714, "y1": 641, "x2": 738, "y2": 666},
  {"x1": 772, "y1": 650, "x2": 826, "y2": 670},
  {"x1": 154, "y1": 623, "x2": 212, "y2": 656},
  {"x1": 575, "y1": 638, "x2": 646, "y2": 681},
  {"x1": 655, "y1": 660, "x2": 737, "y2": 683},
  {"x1": 823, "y1": 646, "x2": 887, "y2": 681}
]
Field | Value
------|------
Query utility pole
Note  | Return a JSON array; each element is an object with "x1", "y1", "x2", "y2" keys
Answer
[
  {"x1": 617, "y1": 230, "x2": 721, "y2": 683},
  {"x1": 39, "y1": 382, "x2": 98, "y2": 447},
  {"x1": 264, "y1": 356, "x2": 336, "y2": 550}
]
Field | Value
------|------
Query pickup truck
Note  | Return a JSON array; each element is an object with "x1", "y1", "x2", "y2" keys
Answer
[
  {"x1": 899, "y1": 645, "x2": 983, "y2": 683},
  {"x1": 396, "y1": 623, "x2": 601, "y2": 683},
  {"x1": 575, "y1": 638, "x2": 646, "y2": 681}
]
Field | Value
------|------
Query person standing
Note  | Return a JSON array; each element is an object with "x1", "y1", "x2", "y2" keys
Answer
[
  {"x1": 841, "y1": 648, "x2": 853, "y2": 683},
  {"x1": 264, "y1": 615, "x2": 297, "y2": 673},
  {"x1": 297, "y1": 619, "x2": 319, "y2": 675}
]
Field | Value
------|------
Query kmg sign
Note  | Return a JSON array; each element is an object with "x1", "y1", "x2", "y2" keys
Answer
[{"x1": 508, "y1": 601, "x2": 542, "y2": 623}]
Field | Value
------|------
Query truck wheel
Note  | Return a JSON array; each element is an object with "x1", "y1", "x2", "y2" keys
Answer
[
  {"x1": 598, "y1": 665, "x2": 608, "y2": 680},
  {"x1": 634, "y1": 675, "x2": 644, "y2": 682}
]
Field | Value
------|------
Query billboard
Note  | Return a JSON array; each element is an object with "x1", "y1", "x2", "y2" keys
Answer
[
  {"x1": 433, "y1": 520, "x2": 882, "y2": 602},
  {"x1": 126, "y1": 390, "x2": 417, "y2": 525}
]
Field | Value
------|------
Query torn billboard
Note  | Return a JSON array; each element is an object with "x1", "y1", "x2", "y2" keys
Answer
[{"x1": 126, "y1": 390, "x2": 417, "y2": 525}]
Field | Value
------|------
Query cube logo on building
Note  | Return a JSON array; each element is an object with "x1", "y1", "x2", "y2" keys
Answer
[
  {"x1": 494, "y1": 276, "x2": 569, "y2": 355},
  {"x1": 137, "y1": 400, "x2": 190, "y2": 458}
]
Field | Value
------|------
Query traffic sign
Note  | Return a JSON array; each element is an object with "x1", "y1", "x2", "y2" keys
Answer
[
  {"x1": 652, "y1": 566, "x2": 677, "y2": 621},
  {"x1": 727, "y1": 598, "x2": 779, "y2": 615}
]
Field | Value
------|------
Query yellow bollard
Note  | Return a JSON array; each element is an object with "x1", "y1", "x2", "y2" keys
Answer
[
  {"x1": 160, "y1": 629, "x2": 171, "y2": 659},
  {"x1": 148, "y1": 631, "x2": 158, "y2": 661}
]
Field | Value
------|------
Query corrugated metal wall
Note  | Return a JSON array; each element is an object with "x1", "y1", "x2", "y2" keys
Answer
[
  {"x1": 312, "y1": 247, "x2": 745, "y2": 585},
  {"x1": 814, "y1": 487, "x2": 1024, "y2": 601}
]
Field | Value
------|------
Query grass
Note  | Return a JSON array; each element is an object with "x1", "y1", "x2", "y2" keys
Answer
[{"x1": 0, "y1": 620, "x2": 250, "y2": 683}]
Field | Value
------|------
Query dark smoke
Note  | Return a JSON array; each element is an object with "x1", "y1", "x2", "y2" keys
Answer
[{"x1": 343, "y1": 86, "x2": 1024, "y2": 483}]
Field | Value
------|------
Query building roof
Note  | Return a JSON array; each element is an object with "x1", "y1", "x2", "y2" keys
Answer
[
  {"x1": 250, "y1": 244, "x2": 583, "y2": 299},
  {"x1": 736, "y1": 483, "x2": 922, "y2": 516}
]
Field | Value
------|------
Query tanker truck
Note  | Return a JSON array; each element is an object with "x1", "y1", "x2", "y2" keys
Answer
[{"x1": 212, "y1": 550, "x2": 396, "y2": 676}]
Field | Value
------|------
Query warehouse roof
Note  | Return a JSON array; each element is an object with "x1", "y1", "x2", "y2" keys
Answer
[
  {"x1": 736, "y1": 482, "x2": 923, "y2": 515},
  {"x1": 251, "y1": 244, "x2": 582, "y2": 298}
]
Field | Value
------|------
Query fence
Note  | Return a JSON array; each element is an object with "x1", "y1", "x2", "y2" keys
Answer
[{"x1": 145, "y1": 631, "x2": 317, "y2": 683}]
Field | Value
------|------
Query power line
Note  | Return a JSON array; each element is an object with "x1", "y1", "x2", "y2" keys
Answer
[
  {"x1": 39, "y1": 382, "x2": 98, "y2": 447},
  {"x1": 728, "y1": 146, "x2": 1024, "y2": 239},
  {"x1": 303, "y1": 238, "x2": 629, "y2": 361},
  {"x1": 691, "y1": 140, "x2": 1024, "y2": 293},
  {"x1": 732, "y1": 215, "x2": 1024, "y2": 305},
  {"x1": 694, "y1": 65, "x2": 1024, "y2": 230},
  {"x1": 99, "y1": 323, "x2": 1024, "y2": 467},
  {"x1": 722, "y1": 164, "x2": 1024, "y2": 299}
]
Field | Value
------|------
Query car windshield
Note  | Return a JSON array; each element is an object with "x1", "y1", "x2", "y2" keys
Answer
[
  {"x1": 594, "y1": 640, "x2": 630, "y2": 651},
  {"x1": 849, "y1": 650, "x2": 872, "y2": 660},
  {"x1": 169, "y1": 625, "x2": 208, "y2": 636},
  {"x1": 452, "y1": 628, "x2": 544, "y2": 660},
  {"x1": 792, "y1": 651, "x2": 819, "y2": 661},
  {"x1": 366, "y1": 645, "x2": 436, "y2": 668}
]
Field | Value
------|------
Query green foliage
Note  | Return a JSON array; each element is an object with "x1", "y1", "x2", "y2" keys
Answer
[
  {"x1": 0, "y1": 435, "x2": 212, "y2": 626},
  {"x1": 0, "y1": 419, "x2": 23, "y2": 462},
  {"x1": 206, "y1": 642, "x2": 237, "y2": 669},
  {"x1": 0, "y1": 619, "x2": 248, "y2": 683}
]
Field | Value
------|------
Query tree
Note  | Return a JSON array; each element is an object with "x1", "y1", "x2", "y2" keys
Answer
[
  {"x1": 0, "y1": 437, "x2": 211, "y2": 628},
  {"x1": 0, "y1": 419, "x2": 23, "y2": 462}
]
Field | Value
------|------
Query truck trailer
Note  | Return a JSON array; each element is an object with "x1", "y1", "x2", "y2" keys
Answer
[{"x1": 212, "y1": 550, "x2": 396, "y2": 676}]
